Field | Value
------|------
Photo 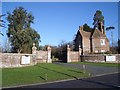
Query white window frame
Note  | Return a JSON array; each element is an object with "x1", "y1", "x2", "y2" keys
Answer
[
  {"x1": 95, "y1": 50, "x2": 98, "y2": 53},
  {"x1": 101, "y1": 50, "x2": 105, "y2": 53},
  {"x1": 101, "y1": 39, "x2": 105, "y2": 45}
]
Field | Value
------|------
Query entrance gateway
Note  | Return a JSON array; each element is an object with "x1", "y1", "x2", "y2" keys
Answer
[
  {"x1": 32, "y1": 43, "x2": 52, "y2": 63},
  {"x1": 32, "y1": 43, "x2": 82, "y2": 63}
]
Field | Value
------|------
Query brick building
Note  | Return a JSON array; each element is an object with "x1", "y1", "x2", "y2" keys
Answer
[{"x1": 74, "y1": 23, "x2": 110, "y2": 54}]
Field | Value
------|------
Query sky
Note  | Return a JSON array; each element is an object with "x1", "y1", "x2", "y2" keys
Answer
[{"x1": 0, "y1": 1, "x2": 119, "y2": 47}]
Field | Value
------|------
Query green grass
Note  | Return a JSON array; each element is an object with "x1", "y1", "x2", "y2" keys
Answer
[
  {"x1": 2, "y1": 63, "x2": 89, "y2": 87},
  {"x1": 0, "y1": 68, "x2": 2, "y2": 88},
  {"x1": 71, "y1": 62, "x2": 120, "y2": 67}
]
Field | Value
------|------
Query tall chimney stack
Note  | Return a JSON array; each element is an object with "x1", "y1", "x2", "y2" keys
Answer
[
  {"x1": 79, "y1": 26, "x2": 83, "y2": 31},
  {"x1": 100, "y1": 22, "x2": 104, "y2": 34}
]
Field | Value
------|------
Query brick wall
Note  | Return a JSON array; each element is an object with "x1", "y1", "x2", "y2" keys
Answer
[
  {"x1": 36, "y1": 51, "x2": 47, "y2": 63},
  {"x1": 32, "y1": 44, "x2": 52, "y2": 63},
  {"x1": 0, "y1": 53, "x2": 37, "y2": 68},
  {"x1": 0, "y1": 44, "x2": 52, "y2": 68},
  {"x1": 81, "y1": 54, "x2": 120, "y2": 63},
  {"x1": 69, "y1": 51, "x2": 80, "y2": 62},
  {"x1": 81, "y1": 54, "x2": 105, "y2": 62},
  {"x1": 83, "y1": 38, "x2": 90, "y2": 54},
  {"x1": 67, "y1": 45, "x2": 82, "y2": 62},
  {"x1": 92, "y1": 38, "x2": 109, "y2": 53}
]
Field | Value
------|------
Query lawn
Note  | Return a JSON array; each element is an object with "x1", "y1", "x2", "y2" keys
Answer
[
  {"x1": 2, "y1": 63, "x2": 89, "y2": 87},
  {"x1": 71, "y1": 62, "x2": 120, "y2": 67},
  {"x1": 0, "y1": 68, "x2": 2, "y2": 88}
]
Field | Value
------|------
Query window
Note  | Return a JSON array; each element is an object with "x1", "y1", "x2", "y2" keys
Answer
[
  {"x1": 95, "y1": 50, "x2": 98, "y2": 53},
  {"x1": 101, "y1": 50, "x2": 105, "y2": 52},
  {"x1": 101, "y1": 39, "x2": 105, "y2": 45}
]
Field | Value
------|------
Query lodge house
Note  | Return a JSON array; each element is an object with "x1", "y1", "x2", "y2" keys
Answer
[{"x1": 74, "y1": 22, "x2": 110, "y2": 55}]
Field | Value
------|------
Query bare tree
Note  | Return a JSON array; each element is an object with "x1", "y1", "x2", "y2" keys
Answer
[
  {"x1": 0, "y1": 14, "x2": 6, "y2": 36},
  {"x1": 106, "y1": 26, "x2": 115, "y2": 47}
]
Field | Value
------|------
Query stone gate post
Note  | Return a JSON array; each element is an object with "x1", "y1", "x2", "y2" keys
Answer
[
  {"x1": 79, "y1": 45, "x2": 82, "y2": 62},
  {"x1": 32, "y1": 43, "x2": 37, "y2": 54},
  {"x1": 79, "y1": 45, "x2": 82, "y2": 55},
  {"x1": 47, "y1": 46, "x2": 52, "y2": 63},
  {"x1": 67, "y1": 45, "x2": 71, "y2": 63},
  {"x1": 32, "y1": 43, "x2": 37, "y2": 64}
]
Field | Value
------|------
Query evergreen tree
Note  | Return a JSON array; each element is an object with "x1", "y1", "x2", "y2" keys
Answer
[
  {"x1": 7, "y1": 7, "x2": 40, "y2": 53},
  {"x1": 83, "y1": 23, "x2": 93, "y2": 32},
  {"x1": 93, "y1": 10, "x2": 104, "y2": 29}
]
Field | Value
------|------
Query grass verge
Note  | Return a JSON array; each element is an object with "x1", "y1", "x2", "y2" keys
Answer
[
  {"x1": 2, "y1": 63, "x2": 89, "y2": 87},
  {"x1": 0, "y1": 68, "x2": 2, "y2": 88}
]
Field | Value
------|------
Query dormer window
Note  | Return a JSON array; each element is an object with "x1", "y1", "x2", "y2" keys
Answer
[{"x1": 101, "y1": 39, "x2": 105, "y2": 45}]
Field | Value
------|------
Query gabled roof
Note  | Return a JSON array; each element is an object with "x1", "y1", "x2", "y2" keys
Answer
[
  {"x1": 74, "y1": 26, "x2": 108, "y2": 41},
  {"x1": 91, "y1": 29, "x2": 106, "y2": 38},
  {"x1": 74, "y1": 27, "x2": 92, "y2": 41},
  {"x1": 79, "y1": 29, "x2": 92, "y2": 38},
  {"x1": 106, "y1": 37, "x2": 109, "y2": 42}
]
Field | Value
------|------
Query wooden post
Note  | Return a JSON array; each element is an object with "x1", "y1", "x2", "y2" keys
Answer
[
  {"x1": 83, "y1": 64, "x2": 86, "y2": 74},
  {"x1": 45, "y1": 73, "x2": 47, "y2": 81}
]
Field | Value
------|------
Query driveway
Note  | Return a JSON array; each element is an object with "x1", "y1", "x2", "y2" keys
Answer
[{"x1": 53, "y1": 62, "x2": 119, "y2": 76}]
